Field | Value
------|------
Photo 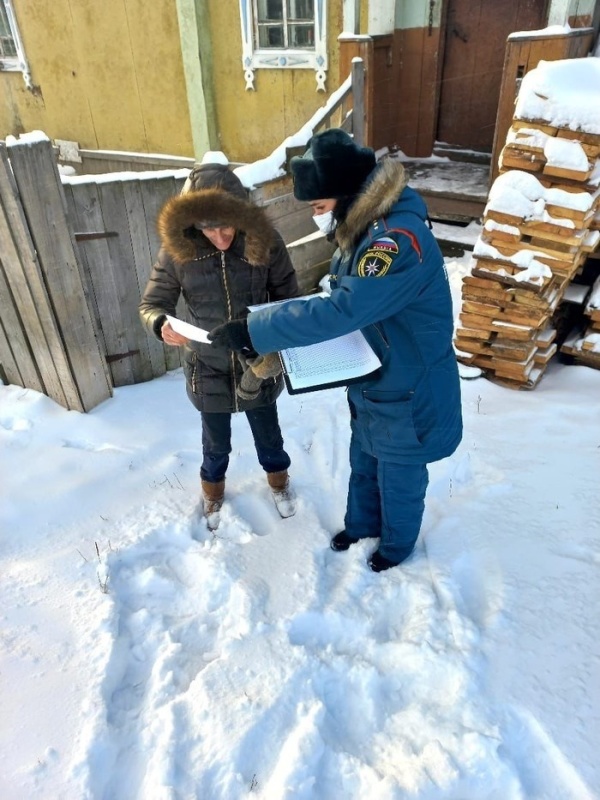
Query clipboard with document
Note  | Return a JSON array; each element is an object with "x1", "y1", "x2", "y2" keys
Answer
[{"x1": 249, "y1": 294, "x2": 381, "y2": 395}]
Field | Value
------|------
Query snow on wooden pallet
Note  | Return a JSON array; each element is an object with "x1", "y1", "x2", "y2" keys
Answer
[{"x1": 454, "y1": 57, "x2": 600, "y2": 390}]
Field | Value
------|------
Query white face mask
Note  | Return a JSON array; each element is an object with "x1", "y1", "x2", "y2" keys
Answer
[{"x1": 312, "y1": 210, "x2": 335, "y2": 235}]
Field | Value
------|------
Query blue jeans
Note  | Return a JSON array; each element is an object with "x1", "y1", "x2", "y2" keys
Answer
[
  {"x1": 344, "y1": 424, "x2": 429, "y2": 563},
  {"x1": 200, "y1": 404, "x2": 291, "y2": 483}
]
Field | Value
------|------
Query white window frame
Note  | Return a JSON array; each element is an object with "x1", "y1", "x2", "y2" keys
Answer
[
  {"x1": 0, "y1": 0, "x2": 32, "y2": 89},
  {"x1": 239, "y1": 0, "x2": 328, "y2": 92}
]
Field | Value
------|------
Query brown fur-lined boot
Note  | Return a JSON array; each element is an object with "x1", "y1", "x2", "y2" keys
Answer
[
  {"x1": 201, "y1": 479, "x2": 225, "y2": 531},
  {"x1": 266, "y1": 470, "x2": 296, "y2": 518}
]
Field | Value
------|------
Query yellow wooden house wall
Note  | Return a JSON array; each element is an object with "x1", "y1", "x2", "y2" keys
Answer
[
  {"x1": 207, "y1": 0, "x2": 344, "y2": 164},
  {"x1": 0, "y1": 0, "x2": 193, "y2": 156},
  {"x1": 0, "y1": 0, "x2": 346, "y2": 164}
]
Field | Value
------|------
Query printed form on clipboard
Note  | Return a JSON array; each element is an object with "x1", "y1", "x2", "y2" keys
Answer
[{"x1": 248, "y1": 293, "x2": 382, "y2": 395}]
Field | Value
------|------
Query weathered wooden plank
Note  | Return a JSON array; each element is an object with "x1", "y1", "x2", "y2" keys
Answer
[
  {"x1": 0, "y1": 145, "x2": 70, "y2": 404},
  {"x1": 249, "y1": 174, "x2": 294, "y2": 202},
  {"x1": 97, "y1": 179, "x2": 154, "y2": 384},
  {"x1": 421, "y1": 194, "x2": 486, "y2": 223},
  {"x1": 296, "y1": 259, "x2": 332, "y2": 296},
  {"x1": 0, "y1": 255, "x2": 42, "y2": 390},
  {"x1": 139, "y1": 175, "x2": 183, "y2": 371},
  {"x1": 62, "y1": 182, "x2": 107, "y2": 362},
  {"x1": 288, "y1": 234, "x2": 336, "y2": 294},
  {"x1": 78, "y1": 150, "x2": 195, "y2": 175},
  {"x1": 258, "y1": 191, "x2": 315, "y2": 244},
  {"x1": 7, "y1": 136, "x2": 112, "y2": 411},
  {"x1": 67, "y1": 180, "x2": 135, "y2": 386},
  {"x1": 0, "y1": 314, "x2": 20, "y2": 386},
  {"x1": 122, "y1": 179, "x2": 168, "y2": 379},
  {"x1": 140, "y1": 174, "x2": 184, "y2": 259},
  {"x1": 250, "y1": 176, "x2": 316, "y2": 244}
]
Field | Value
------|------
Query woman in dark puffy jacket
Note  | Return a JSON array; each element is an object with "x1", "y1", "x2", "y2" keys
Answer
[{"x1": 139, "y1": 162, "x2": 299, "y2": 529}]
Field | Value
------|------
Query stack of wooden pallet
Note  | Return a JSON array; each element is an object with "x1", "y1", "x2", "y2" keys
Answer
[
  {"x1": 560, "y1": 271, "x2": 600, "y2": 368},
  {"x1": 454, "y1": 62, "x2": 600, "y2": 388}
]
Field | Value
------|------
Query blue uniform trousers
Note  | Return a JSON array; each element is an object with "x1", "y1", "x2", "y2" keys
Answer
[{"x1": 344, "y1": 420, "x2": 429, "y2": 563}]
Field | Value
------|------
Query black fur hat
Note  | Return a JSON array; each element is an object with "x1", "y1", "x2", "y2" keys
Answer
[{"x1": 291, "y1": 129, "x2": 376, "y2": 201}]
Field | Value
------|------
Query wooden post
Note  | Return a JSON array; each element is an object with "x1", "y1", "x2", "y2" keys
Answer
[
  {"x1": 351, "y1": 58, "x2": 366, "y2": 146},
  {"x1": 6, "y1": 133, "x2": 112, "y2": 412},
  {"x1": 339, "y1": 35, "x2": 374, "y2": 147}
]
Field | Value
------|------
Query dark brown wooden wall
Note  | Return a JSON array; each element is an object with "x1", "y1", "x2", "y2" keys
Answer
[
  {"x1": 371, "y1": 36, "x2": 396, "y2": 151},
  {"x1": 338, "y1": 2, "x2": 600, "y2": 161},
  {"x1": 339, "y1": 30, "x2": 445, "y2": 156},
  {"x1": 393, "y1": 25, "x2": 445, "y2": 156},
  {"x1": 436, "y1": 0, "x2": 548, "y2": 153}
]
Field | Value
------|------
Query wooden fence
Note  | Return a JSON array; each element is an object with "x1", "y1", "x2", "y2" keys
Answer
[
  {"x1": 0, "y1": 63, "x2": 366, "y2": 410},
  {"x1": 0, "y1": 136, "x2": 112, "y2": 412},
  {"x1": 63, "y1": 170, "x2": 189, "y2": 388},
  {"x1": 0, "y1": 137, "x2": 336, "y2": 410},
  {"x1": 75, "y1": 150, "x2": 196, "y2": 176},
  {"x1": 62, "y1": 169, "x2": 337, "y2": 390}
]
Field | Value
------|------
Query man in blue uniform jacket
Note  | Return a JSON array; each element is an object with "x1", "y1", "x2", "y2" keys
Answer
[{"x1": 209, "y1": 128, "x2": 462, "y2": 572}]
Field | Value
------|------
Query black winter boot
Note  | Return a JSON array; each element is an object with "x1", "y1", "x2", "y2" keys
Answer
[
  {"x1": 330, "y1": 531, "x2": 360, "y2": 551},
  {"x1": 367, "y1": 550, "x2": 401, "y2": 572}
]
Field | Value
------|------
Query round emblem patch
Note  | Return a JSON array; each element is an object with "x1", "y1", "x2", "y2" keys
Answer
[{"x1": 357, "y1": 249, "x2": 393, "y2": 277}]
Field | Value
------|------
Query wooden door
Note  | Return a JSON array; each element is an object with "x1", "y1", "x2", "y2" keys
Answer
[
  {"x1": 437, "y1": 0, "x2": 547, "y2": 152},
  {"x1": 371, "y1": 35, "x2": 395, "y2": 151}
]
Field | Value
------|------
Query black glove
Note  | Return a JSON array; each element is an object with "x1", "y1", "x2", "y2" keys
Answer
[{"x1": 208, "y1": 319, "x2": 257, "y2": 356}]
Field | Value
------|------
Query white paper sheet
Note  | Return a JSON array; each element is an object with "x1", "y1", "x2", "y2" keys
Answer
[
  {"x1": 281, "y1": 330, "x2": 381, "y2": 391},
  {"x1": 248, "y1": 294, "x2": 381, "y2": 392},
  {"x1": 166, "y1": 315, "x2": 210, "y2": 344}
]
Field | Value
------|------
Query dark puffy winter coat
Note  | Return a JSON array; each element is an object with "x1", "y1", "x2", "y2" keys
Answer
[
  {"x1": 248, "y1": 158, "x2": 463, "y2": 464},
  {"x1": 139, "y1": 164, "x2": 299, "y2": 413}
]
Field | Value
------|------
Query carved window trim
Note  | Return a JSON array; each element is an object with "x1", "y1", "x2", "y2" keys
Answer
[
  {"x1": 239, "y1": 0, "x2": 328, "y2": 92},
  {"x1": 0, "y1": 0, "x2": 32, "y2": 89}
]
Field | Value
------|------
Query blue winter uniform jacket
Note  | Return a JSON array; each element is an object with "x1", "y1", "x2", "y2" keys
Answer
[{"x1": 248, "y1": 160, "x2": 463, "y2": 465}]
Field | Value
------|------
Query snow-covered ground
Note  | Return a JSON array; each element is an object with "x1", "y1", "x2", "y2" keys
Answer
[{"x1": 1, "y1": 255, "x2": 599, "y2": 800}]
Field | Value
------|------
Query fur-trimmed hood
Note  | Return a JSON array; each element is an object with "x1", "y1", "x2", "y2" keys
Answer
[
  {"x1": 157, "y1": 188, "x2": 275, "y2": 266},
  {"x1": 335, "y1": 159, "x2": 410, "y2": 254}
]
